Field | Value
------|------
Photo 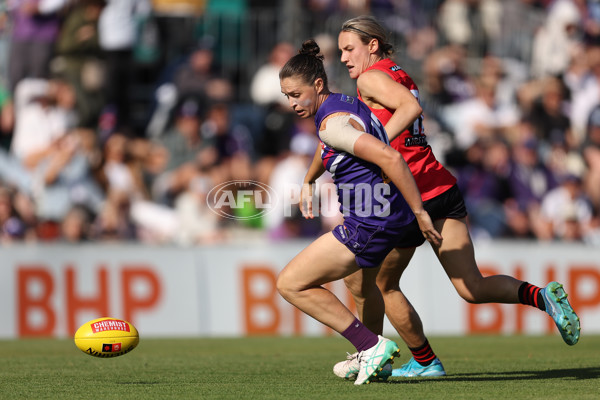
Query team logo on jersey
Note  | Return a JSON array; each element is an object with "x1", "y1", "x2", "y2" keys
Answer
[
  {"x1": 340, "y1": 94, "x2": 354, "y2": 104},
  {"x1": 390, "y1": 65, "x2": 402, "y2": 72}
]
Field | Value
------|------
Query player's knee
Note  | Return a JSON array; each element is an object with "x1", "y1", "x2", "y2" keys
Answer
[
  {"x1": 455, "y1": 276, "x2": 487, "y2": 303},
  {"x1": 276, "y1": 270, "x2": 295, "y2": 300},
  {"x1": 457, "y1": 287, "x2": 481, "y2": 303}
]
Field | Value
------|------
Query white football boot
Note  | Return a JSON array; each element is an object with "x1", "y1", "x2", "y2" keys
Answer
[
  {"x1": 354, "y1": 336, "x2": 400, "y2": 385},
  {"x1": 333, "y1": 352, "x2": 393, "y2": 381}
]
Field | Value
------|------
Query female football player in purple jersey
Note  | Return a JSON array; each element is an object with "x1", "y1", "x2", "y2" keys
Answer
[{"x1": 276, "y1": 39, "x2": 442, "y2": 385}]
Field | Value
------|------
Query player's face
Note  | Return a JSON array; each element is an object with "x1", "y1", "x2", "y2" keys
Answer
[
  {"x1": 280, "y1": 76, "x2": 319, "y2": 118},
  {"x1": 338, "y1": 31, "x2": 372, "y2": 79}
]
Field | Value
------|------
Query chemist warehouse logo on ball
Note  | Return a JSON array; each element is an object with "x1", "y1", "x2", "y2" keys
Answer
[{"x1": 207, "y1": 180, "x2": 279, "y2": 220}]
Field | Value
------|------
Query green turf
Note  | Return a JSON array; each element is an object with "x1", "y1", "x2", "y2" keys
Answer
[{"x1": 0, "y1": 335, "x2": 598, "y2": 399}]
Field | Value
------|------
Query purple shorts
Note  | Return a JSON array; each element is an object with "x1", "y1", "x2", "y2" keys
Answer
[{"x1": 332, "y1": 218, "x2": 421, "y2": 268}]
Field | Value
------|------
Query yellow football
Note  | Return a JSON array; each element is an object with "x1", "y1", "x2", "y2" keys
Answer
[{"x1": 74, "y1": 317, "x2": 139, "y2": 358}]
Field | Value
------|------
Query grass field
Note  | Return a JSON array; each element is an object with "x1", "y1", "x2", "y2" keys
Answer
[{"x1": 1, "y1": 334, "x2": 598, "y2": 399}]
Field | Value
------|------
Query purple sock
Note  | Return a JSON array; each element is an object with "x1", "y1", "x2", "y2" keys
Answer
[{"x1": 341, "y1": 318, "x2": 379, "y2": 352}]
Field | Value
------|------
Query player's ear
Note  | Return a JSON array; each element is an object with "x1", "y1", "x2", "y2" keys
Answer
[
  {"x1": 314, "y1": 78, "x2": 325, "y2": 94},
  {"x1": 368, "y1": 38, "x2": 379, "y2": 54}
]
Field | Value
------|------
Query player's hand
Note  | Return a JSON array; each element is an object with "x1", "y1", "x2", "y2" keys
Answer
[
  {"x1": 414, "y1": 211, "x2": 442, "y2": 247},
  {"x1": 300, "y1": 182, "x2": 315, "y2": 219}
]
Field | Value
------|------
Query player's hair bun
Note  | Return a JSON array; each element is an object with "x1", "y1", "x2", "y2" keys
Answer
[{"x1": 299, "y1": 39, "x2": 324, "y2": 61}]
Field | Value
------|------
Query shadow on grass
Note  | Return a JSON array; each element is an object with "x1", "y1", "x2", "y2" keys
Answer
[{"x1": 384, "y1": 367, "x2": 600, "y2": 384}]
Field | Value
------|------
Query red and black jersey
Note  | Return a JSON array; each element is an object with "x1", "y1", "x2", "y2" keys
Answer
[{"x1": 358, "y1": 59, "x2": 456, "y2": 201}]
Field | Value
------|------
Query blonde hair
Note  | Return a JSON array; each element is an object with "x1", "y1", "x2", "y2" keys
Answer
[{"x1": 341, "y1": 15, "x2": 394, "y2": 57}]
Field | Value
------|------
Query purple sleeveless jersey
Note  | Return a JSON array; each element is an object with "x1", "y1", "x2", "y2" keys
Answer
[{"x1": 315, "y1": 93, "x2": 414, "y2": 228}]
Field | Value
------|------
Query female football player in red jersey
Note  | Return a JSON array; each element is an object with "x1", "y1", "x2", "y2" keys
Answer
[{"x1": 300, "y1": 15, "x2": 580, "y2": 379}]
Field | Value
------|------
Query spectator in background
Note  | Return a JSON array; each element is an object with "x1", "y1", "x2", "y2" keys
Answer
[
  {"x1": 201, "y1": 102, "x2": 253, "y2": 182},
  {"x1": 489, "y1": 0, "x2": 545, "y2": 64},
  {"x1": 145, "y1": 36, "x2": 228, "y2": 140},
  {"x1": 524, "y1": 77, "x2": 571, "y2": 147},
  {"x1": 152, "y1": 97, "x2": 208, "y2": 205},
  {"x1": 59, "y1": 204, "x2": 92, "y2": 242},
  {"x1": 10, "y1": 78, "x2": 77, "y2": 170},
  {"x1": 89, "y1": 190, "x2": 137, "y2": 241},
  {"x1": 583, "y1": 104, "x2": 600, "y2": 210},
  {"x1": 478, "y1": 55, "x2": 524, "y2": 113},
  {"x1": 444, "y1": 75, "x2": 520, "y2": 154},
  {"x1": 173, "y1": 174, "x2": 225, "y2": 246},
  {"x1": 54, "y1": 0, "x2": 106, "y2": 128},
  {"x1": 98, "y1": 0, "x2": 151, "y2": 128},
  {"x1": 7, "y1": 0, "x2": 68, "y2": 93},
  {"x1": 537, "y1": 174, "x2": 593, "y2": 242},
  {"x1": 250, "y1": 41, "x2": 294, "y2": 108},
  {"x1": 302, "y1": 0, "x2": 339, "y2": 34},
  {"x1": 32, "y1": 128, "x2": 105, "y2": 234},
  {"x1": 157, "y1": 97, "x2": 206, "y2": 172},
  {"x1": 423, "y1": 45, "x2": 475, "y2": 108},
  {"x1": 0, "y1": 185, "x2": 29, "y2": 243},
  {"x1": 173, "y1": 37, "x2": 233, "y2": 104},
  {"x1": 530, "y1": 0, "x2": 582, "y2": 79},
  {"x1": 504, "y1": 129, "x2": 558, "y2": 238},
  {"x1": 97, "y1": 132, "x2": 151, "y2": 203},
  {"x1": 437, "y1": 0, "x2": 503, "y2": 58},
  {"x1": 456, "y1": 138, "x2": 511, "y2": 238},
  {"x1": 570, "y1": 45, "x2": 600, "y2": 147}
]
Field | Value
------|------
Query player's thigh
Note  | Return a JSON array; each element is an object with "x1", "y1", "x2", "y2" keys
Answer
[
  {"x1": 279, "y1": 232, "x2": 358, "y2": 291},
  {"x1": 432, "y1": 217, "x2": 482, "y2": 284},
  {"x1": 376, "y1": 247, "x2": 416, "y2": 291}
]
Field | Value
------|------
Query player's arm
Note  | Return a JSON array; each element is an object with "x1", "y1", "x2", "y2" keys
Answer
[
  {"x1": 357, "y1": 70, "x2": 422, "y2": 141},
  {"x1": 300, "y1": 145, "x2": 326, "y2": 219},
  {"x1": 321, "y1": 113, "x2": 442, "y2": 245},
  {"x1": 304, "y1": 145, "x2": 325, "y2": 185}
]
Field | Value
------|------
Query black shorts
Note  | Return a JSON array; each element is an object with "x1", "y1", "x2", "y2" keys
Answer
[{"x1": 394, "y1": 184, "x2": 468, "y2": 248}]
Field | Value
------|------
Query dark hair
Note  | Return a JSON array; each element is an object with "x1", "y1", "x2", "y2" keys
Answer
[
  {"x1": 341, "y1": 15, "x2": 394, "y2": 57},
  {"x1": 279, "y1": 39, "x2": 329, "y2": 89}
]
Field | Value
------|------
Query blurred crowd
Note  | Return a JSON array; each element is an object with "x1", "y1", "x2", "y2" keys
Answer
[{"x1": 0, "y1": 0, "x2": 599, "y2": 246}]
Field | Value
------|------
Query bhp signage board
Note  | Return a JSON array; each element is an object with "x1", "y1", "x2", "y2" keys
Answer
[
  {"x1": 0, "y1": 241, "x2": 599, "y2": 338},
  {"x1": 0, "y1": 245, "x2": 203, "y2": 338}
]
